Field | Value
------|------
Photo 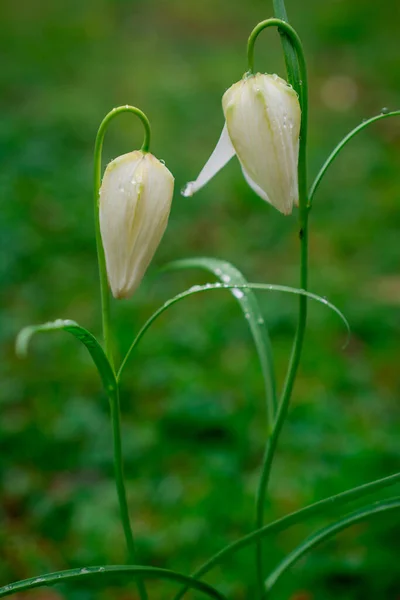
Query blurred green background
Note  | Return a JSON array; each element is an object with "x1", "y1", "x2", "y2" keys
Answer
[{"x1": 1, "y1": 0, "x2": 399, "y2": 598}]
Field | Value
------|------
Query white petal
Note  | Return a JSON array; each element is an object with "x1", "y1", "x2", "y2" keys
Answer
[
  {"x1": 182, "y1": 123, "x2": 235, "y2": 197},
  {"x1": 223, "y1": 73, "x2": 300, "y2": 215},
  {"x1": 241, "y1": 166, "x2": 272, "y2": 205},
  {"x1": 99, "y1": 151, "x2": 174, "y2": 298}
]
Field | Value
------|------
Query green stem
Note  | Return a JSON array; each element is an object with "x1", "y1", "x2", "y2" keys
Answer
[
  {"x1": 0, "y1": 566, "x2": 226, "y2": 600},
  {"x1": 309, "y1": 110, "x2": 400, "y2": 205},
  {"x1": 94, "y1": 105, "x2": 151, "y2": 600},
  {"x1": 93, "y1": 105, "x2": 151, "y2": 366},
  {"x1": 246, "y1": 14, "x2": 309, "y2": 598},
  {"x1": 265, "y1": 497, "x2": 400, "y2": 592},
  {"x1": 172, "y1": 471, "x2": 400, "y2": 600},
  {"x1": 108, "y1": 387, "x2": 148, "y2": 600},
  {"x1": 272, "y1": 0, "x2": 298, "y2": 83}
]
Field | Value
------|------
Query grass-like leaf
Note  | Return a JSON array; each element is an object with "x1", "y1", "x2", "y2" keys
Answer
[
  {"x1": 118, "y1": 282, "x2": 350, "y2": 382},
  {"x1": 265, "y1": 497, "x2": 400, "y2": 591},
  {"x1": 0, "y1": 565, "x2": 226, "y2": 600},
  {"x1": 173, "y1": 471, "x2": 399, "y2": 599},
  {"x1": 309, "y1": 110, "x2": 400, "y2": 205},
  {"x1": 16, "y1": 319, "x2": 116, "y2": 394},
  {"x1": 165, "y1": 257, "x2": 277, "y2": 425}
]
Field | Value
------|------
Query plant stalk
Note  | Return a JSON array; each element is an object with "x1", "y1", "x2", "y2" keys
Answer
[
  {"x1": 94, "y1": 106, "x2": 152, "y2": 600},
  {"x1": 247, "y1": 10, "x2": 310, "y2": 598}
]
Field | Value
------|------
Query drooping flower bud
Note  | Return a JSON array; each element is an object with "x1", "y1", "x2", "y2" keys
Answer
[
  {"x1": 99, "y1": 151, "x2": 174, "y2": 299},
  {"x1": 183, "y1": 73, "x2": 301, "y2": 215}
]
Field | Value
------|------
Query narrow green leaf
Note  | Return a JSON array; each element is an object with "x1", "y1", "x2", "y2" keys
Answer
[
  {"x1": 165, "y1": 257, "x2": 277, "y2": 424},
  {"x1": 265, "y1": 497, "x2": 400, "y2": 591},
  {"x1": 174, "y1": 471, "x2": 399, "y2": 597},
  {"x1": 16, "y1": 319, "x2": 116, "y2": 394},
  {"x1": 0, "y1": 565, "x2": 226, "y2": 600},
  {"x1": 309, "y1": 110, "x2": 400, "y2": 205},
  {"x1": 119, "y1": 282, "x2": 350, "y2": 385}
]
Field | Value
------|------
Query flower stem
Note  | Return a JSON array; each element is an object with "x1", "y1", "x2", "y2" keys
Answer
[
  {"x1": 93, "y1": 106, "x2": 151, "y2": 600},
  {"x1": 246, "y1": 14, "x2": 309, "y2": 599},
  {"x1": 93, "y1": 106, "x2": 151, "y2": 364},
  {"x1": 108, "y1": 387, "x2": 148, "y2": 600}
]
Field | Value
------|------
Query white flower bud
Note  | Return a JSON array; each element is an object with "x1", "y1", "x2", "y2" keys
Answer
[
  {"x1": 99, "y1": 151, "x2": 174, "y2": 299},
  {"x1": 183, "y1": 73, "x2": 301, "y2": 215}
]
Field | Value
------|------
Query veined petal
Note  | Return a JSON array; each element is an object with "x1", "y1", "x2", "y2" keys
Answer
[
  {"x1": 223, "y1": 73, "x2": 300, "y2": 215},
  {"x1": 99, "y1": 151, "x2": 174, "y2": 299},
  {"x1": 182, "y1": 123, "x2": 235, "y2": 197},
  {"x1": 241, "y1": 166, "x2": 272, "y2": 206}
]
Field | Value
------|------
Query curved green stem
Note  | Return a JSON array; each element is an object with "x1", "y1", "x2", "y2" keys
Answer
[
  {"x1": 247, "y1": 13, "x2": 310, "y2": 597},
  {"x1": 272, "y1": 0, "x2": 298, "y2": 83},
  {"x1": 309, "y1": 110, "x2": 400, "y2": 205},
  {"x1": 94, "y1": 105, "x2": 152, "y2": 600},
  {"x1": 116, "y1": 282, "x2": 348, "y2": 383},
  {"x1": 265, "y1": 498, "x2": 400, "y2": 592},
  {"x1": 172, "y1": 472, "x2": 400, "y2": 600},
  {"x1": 0, "y1": 565, "x2": 226, "y2": 600},
  {"x1": 93, "y1": 105, "x2": 151, "y2": 366},
  {"x1": 247, "y1": 19, "x2": 306, "y2": 103}
]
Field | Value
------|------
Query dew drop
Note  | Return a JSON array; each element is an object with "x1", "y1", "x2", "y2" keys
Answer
[
  {"x1": 381, "y1": 107, "x2": 389, "y2": 114},
  {"x1": 188, "y1": 285, "x2": 202, "y2": 293},
  {"x1": 232, "y1": 288, "x2": 244, "y2": 299},
  {"x1": 221, "y1": 274, "x2": 231, "y2": 283},
  {"x1": 159, "y1": 159, "x2": 166, "y2": 165},
  {"x1": 80, "y1": 568, "x2": 90, "y2": 574},
  {"x1": 257, "y1": 317, "x2": 264, "y2": 325}
]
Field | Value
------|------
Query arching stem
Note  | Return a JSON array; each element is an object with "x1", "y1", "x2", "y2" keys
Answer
[
  {"x1": 93, "y1": 105, "x2": 152, "y2": 600},
  {"x1": 93, "y1": 105, "x2": 151, "y2": 366},
  {"x1": 246, "y1": 16, "x2": 310, "y2": 598}
]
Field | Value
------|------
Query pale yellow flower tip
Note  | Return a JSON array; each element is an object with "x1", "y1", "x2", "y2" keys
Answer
[
  {"x1": 99, "y1": 150, "x2": 174, "y2": 299},
  {"x1": 223, "y1": 73, "x2": 301, "y2": 215},
  {"x1": 183, "y1": 73, "x2": 301, "y2": 216}
]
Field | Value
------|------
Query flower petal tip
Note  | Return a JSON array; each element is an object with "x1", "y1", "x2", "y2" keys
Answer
[{"x1": 181, "y1": 182, "x2": 196, "y2": 197}]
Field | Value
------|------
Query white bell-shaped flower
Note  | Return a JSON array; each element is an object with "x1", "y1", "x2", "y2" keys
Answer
[
  {"x1": 99, "y1": 151, "x2": 174, "y2": 299},
  {"x1": 183, "y1": 73, "x2": 301, "y2": 215}
]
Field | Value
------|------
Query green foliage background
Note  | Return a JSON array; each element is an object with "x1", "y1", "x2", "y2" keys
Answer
[{"x1": 1, "y1": 0, "x2": 399, "y2": 598}]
